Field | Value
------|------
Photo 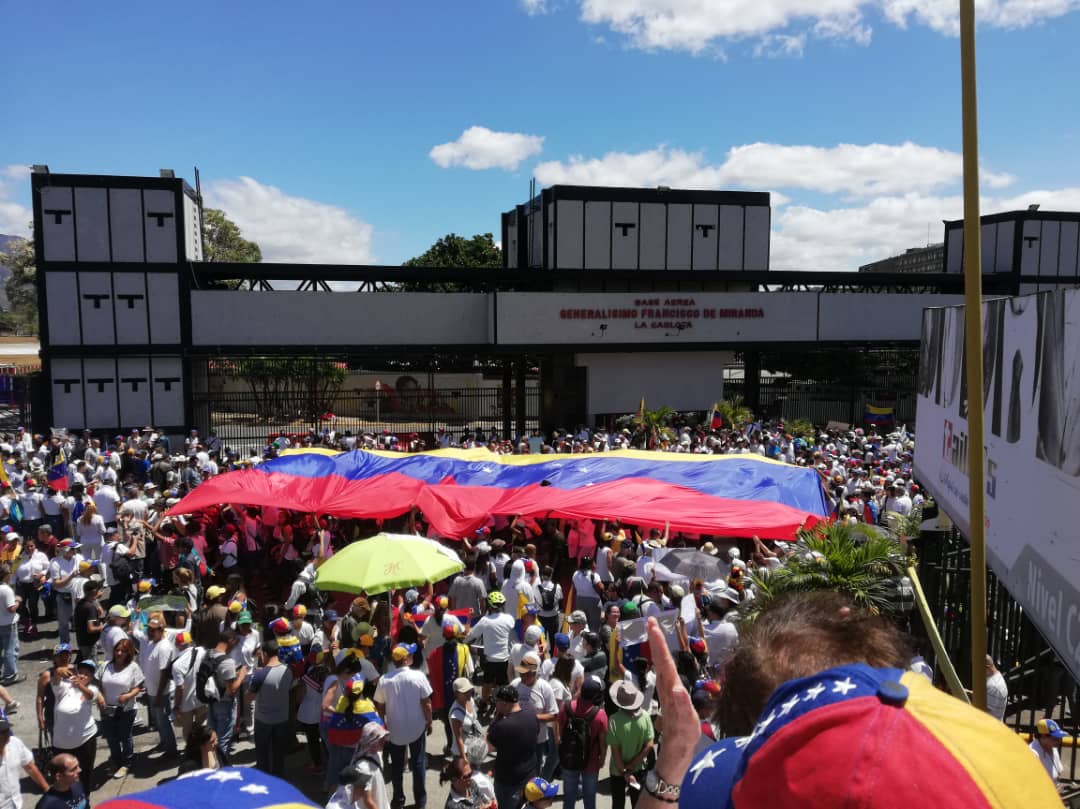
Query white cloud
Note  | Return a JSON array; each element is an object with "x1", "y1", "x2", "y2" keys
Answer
[
  {"x1": 521, "y1": 0, "x2": 551, "y2": 13},
  {"x1": 753, "y1": 33, "x2": 808, "y2": 58},
  {"x1": 571, "y1": 0, "x2": 1080, "y2": 55},
  {"x1": 534, "y1": 142, "x2": 1013, "y2": 198},
  {"x1": 0, "y1": 165, "x2": 32, "y2": 236},
  {"x1": 430, "y1": 126, "x2": 545, "y2": 171},
  {"x1": 204, "y1": 177, "x2": 375, "y2": 265}
]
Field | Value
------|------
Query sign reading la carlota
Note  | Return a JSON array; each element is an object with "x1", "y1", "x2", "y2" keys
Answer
[{"x1": 559, "y1": 298, "x2": 766, "y2": 332}]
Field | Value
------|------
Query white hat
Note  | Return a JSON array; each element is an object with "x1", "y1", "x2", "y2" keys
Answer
[
  {"x1": 727, "y1": 547, "x2": 741, "y2": 561},
  {"x1": 524, "y1": 625, "x2": 543, "y2": 645}
]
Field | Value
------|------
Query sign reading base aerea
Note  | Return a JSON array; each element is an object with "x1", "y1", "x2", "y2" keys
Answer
[{"x1": 915, "y1": 288, "x2": 1080, "y2": 679}]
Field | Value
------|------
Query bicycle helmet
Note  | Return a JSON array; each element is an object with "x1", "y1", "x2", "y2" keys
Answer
[{"x1": 487, "y1": 591, "x2": 506, "y2": 607}]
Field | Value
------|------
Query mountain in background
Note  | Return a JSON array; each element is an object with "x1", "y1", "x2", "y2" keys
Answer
[{"x1": 0, "y1": 234, "x2": 23, "y2": 309}]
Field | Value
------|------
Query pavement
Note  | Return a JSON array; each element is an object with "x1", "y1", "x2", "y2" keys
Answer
[{"x1": 11, "y1": 614, "x2": 619, "y2": 808}]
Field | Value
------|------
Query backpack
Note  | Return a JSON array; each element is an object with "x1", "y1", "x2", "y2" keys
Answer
[
  {"x1": 195, "y1": 650, "x2": 227, "y2": 704},
  {"x1": 559, "y1": 704, "x2": 599, "y2": 771},
  {"x1": 539, "y1": 581, "x2": 557, "y2": 613},
  {"x1": 108, "y1": 542, "x2": 133, "y2": 584}
]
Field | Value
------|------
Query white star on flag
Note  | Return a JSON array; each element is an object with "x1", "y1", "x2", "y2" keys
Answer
[
  {"x1": 240, "y1": 784, "x2": 269, "y2": 795},
  {"x1": 756, "y1": 709, "x2": 778, "y2": 733},
  {"x1": 689, "y1": 747, "x2": 726, "y2": 784},
  {"x1": 832, "y1": 677, "x2": 856, "y2": 695},
  {"x1": 734, "y1": 736, "x2": 751, "y2": 748},
  {"x1": 780, "y1": 695, "x2": 800, "y2": 716},
  {"x1": 803, "y1": 683, "x2": 826, "y2": 701},
  {"x1": 206, "y1": 770, "x2": 243, "y2": 783}
]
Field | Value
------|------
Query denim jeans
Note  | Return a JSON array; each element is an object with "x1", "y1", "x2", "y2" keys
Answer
[
  {"x1": 100, "y1": 708, "x2": 137, "y2": 766},
  {"x1": 148, "y1": 698, "x2": 176, "y2": 752},
  {"x1": 386, "y1": 734, "x2": 427, "y2": 808},
  {"x1": 55, "y1": 593, "x2": 74, "y2": 646},
  {"x1": 0, "y1": 624, "x2": 17, "y2": 679},
  {"x1": 209, "y1": 699, "x2": 236, "y2": 758},
  {"x1": 562, "y1": 770, "x2": 599, "y2": 809}
]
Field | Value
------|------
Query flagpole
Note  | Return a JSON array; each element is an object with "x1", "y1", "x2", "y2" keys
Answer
[{"x1": 959, "y1": 0, "x2": 988, "y2": 711}]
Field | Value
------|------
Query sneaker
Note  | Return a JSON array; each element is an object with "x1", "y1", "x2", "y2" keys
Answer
[
  {"x1": 112, "y1": 766, "x2": 128, "y2": 780},
  {"x1": 5, "y1": 702, "x2": 17, "y2": 715}
]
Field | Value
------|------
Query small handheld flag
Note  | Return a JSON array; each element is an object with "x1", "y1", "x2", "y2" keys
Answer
[
  {"x1": 710, "y1": 403, "x2": 724, "y2": 430},
  {"x1": 47, "y1": 449, "x2": 68, "y2": 492}
]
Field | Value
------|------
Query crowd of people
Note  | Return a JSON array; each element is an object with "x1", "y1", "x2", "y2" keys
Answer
[{"x1": 0, "y1": 419, "x2": 1068, "y2": 809}]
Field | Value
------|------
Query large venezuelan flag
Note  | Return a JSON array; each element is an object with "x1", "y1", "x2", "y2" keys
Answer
[{"x1": 169, "y1": 448, "x2": 827, "y2": 540}]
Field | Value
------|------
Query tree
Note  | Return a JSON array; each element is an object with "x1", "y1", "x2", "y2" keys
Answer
[
  {"x1": 715, "y1": 395, "x2": 753, "y2": 428},
  {"x1": 1, "y1": 235, "x2": 38, "y2": 335},
  {"x1": 748, "y1": 521, "x2": 910, "y2": 620},
  {"x1": 399, "y1": 233, "x2": 501, "y2": 292},
  {"x1": 202, "y1": 208, "x2": 262, "y2": 263},
  {"x1": 633, "y1": 406, "x2": 676, "y2": 449},
  {"x1": 215, "y1": 357, "x2": 348, "y2": 421}
]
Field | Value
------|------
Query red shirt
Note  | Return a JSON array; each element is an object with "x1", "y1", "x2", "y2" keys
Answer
[{"x1": 560, "y1": 699, "x2": 609, "y2": 773}]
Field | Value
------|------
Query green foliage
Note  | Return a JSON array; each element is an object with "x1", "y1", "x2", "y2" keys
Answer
[
  {"x1": 633, "y1": 405, "x2": 676, "y2": 449},
  {"x1": 1, "y1": 236, "x2": 38, "y2": 335},
  {"x1": 399, "y1": 233, "x2": 501, "y2": 292},
  {"x1": 216, "y1": 357, "x2": 347, "y2": 420},
  {"x1": 884, "y1": 504, "x2": 925, "y2": 540},
  {"x1": 747, "y1": 521, "x2": 909, "y2": 620},
  {"x1": 715, "y1": 395, "x2": 753, "y2": 427},
  {"x1": 786, "y1": 418, "x2": 815, "y2": 441},
  {"x1": 202, "y1": 208, "x2": 262, "y2": 263}
]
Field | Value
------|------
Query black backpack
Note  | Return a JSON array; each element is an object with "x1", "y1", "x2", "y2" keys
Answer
[
  {"x1": 108, "y1": 542, "x2": 133, "y2": 583},
  {"x1": 559, "y1": 704, "x2": 599, "y2": 770},
  {"x1": 539, "y1": 582, "x2": 557, "y2": 612},
  {"x1": 195, "y1": 650, "x2": 227, "y2": 704}
]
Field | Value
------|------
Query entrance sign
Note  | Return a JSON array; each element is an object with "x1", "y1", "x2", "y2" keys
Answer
[{"x1": 915, "y1": 288, "x2": 1080, "y2": 680}]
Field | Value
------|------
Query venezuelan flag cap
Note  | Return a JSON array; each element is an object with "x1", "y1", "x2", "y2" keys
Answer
[{"x1": 681, "y1": 663, "x2": 1062, "y2": 809}]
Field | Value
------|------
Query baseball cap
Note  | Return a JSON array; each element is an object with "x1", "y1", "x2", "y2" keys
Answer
[
  {"x1": 228, "y1": 600, "x2": 244, "y2": 614},
  {"x1": 346, "y1": 674, "x2": 365, "y2": 694},
  {"x1": 1036, "y1": 718, "x2": 1069, "y2": 739},
  {"x1": 569, "y1": 610, "x2": 587, "y2": 625},
  {"x1": 77, "y1": 659, "x2": 97, "y2": 672},
  {"x1": 516, "y1": 651, "x2": 541, "y2": 673},
  {"x1": 452, "y1": 677, "x2": 474, "y2": 694},
  {"x1": 391, "y1": 643, "x2": 417, "y2": 662},
  {"x1": 53, "y1": 643, "x2": 72, "y2": 656},
  {"x1": 107, "y1": 604, "x2": 131, "y2": 619},
  {"x1": 717, "y1": 587, "x2": 742, "y2": 605},
  {"x1": 680, "y1": 663, "x2": 1059, "y2": 809},
  {"x1": 173, "y1": 631, "x2": 194, "y2": 649},
  {"x1": 235, "y1": 611, "x2": 253, "y2": 625},
  {"x1": 58, "y1": 538, "x2": 80, "y2": 550},
  {"x1": 268, "y1": 617, "x2": 290, "y2": 635},
  {"x1": 524, "y1": 625, "x2": 543, "y2": 645},
  {"x1": 292, "y1": 604, "x2": 308, "y2": 618},
  {"x1": 553, "y1": 632, "x2": 570, "y2": 650},
  {"x1": 205, "y1": 585, "x2": 227, "y2": 600},
  {"x1": 524, "y1": 778, "x2": 559, "y2": 803},
  {"x1": 323, "y1": 609, "x2": 339, "y2": 622}
]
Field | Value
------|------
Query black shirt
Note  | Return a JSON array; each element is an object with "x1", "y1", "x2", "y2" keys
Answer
[
  {"x1": 73, "y1": 599, "x2": 101, "y2": 648},
  {"x1": 487, "y1": 706, "x2": 540, "y2": 785},
  {"x1": 36, "y1": 783, "x2": 89, "y2": 809}
]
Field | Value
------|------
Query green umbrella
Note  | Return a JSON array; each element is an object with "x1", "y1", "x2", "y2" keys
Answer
[{"x1": 315, "y1": 532, "x2": 464, "y2": 594}]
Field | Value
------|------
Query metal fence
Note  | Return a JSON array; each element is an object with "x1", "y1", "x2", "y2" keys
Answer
[
  {"x1": 0, "y1": 373, "x2": 35, "y2": 432},
  {"x1": 727, "y1": 367, "x2": 918, "y2": 426},
  {"x1": 915, "y1": 527, "x2": 1080, "y2": 782},
  {"x1": 192, "y1": 386, "x2": 541, "y2": 453}
]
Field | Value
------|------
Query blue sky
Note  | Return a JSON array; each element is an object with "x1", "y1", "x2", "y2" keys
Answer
[{"x1": 2, "y1": 1, "x2": 1079, "y2": 269}]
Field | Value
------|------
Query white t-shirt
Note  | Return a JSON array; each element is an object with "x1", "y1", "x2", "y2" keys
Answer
[
  {"x1": 0, "y1": 585, "x2": 16, "y2": 628},
  {"x1": 0, "y1": 735, "x2": 32, "y2": 809},
  {"x1": 297, "y1": 676, "x2": 324, "y2": 725},
  {"x1": 76, "y1": 515, "x2": 106, "y2": 548},
  {"x1": 100, "y1": 542, "x2": 130, "y2": 587},
  {"x1": 326, "y1": 757, "x2": 389, "y2": 809},
  {"x1": 92, "y1": 487, "x2": 121, "y2": 523},
  {"x1": 511, "y1": 676, "x2": 558, "y2": 742},
  {"x1": 138, "y1": 637, "x2": 175, "y2": 697},
  {"x1": 571, "y1": 570, "x2": 602, "y2": 602},
  {"x1": 447, "y1": 700, "x2": 481, "y2": 758},
  {"x1": 171, "y1": 647, "x2": 205, "y2": 712},
  {"x1": 101, "y1": 661, "x2": 144, "y2": 711},
  {"x1": 703, "y1": 620, "x2": 739, "y2": 670},
  {"x1": 51, "y1": 681, "x2": 99, "y2": 749},
  {"x1": 464, "y1": 612, "x2": 515, "y2": 662},
  {"x1": 49, "y1": 554, "x2": 83, "y2": 594},
  {"x1": 15, "y1": 551, "x2": 48, "y2": 585},
  {"x1": 540, "y1": 656, "x2": 584, "y2": 694},
  {"x1": 1029, "y1": 739, "x2": 1063, "y2": 782},
  {"x1": 986, "y1": 671, "x2": 1008, "y2": 721},
  {"x1": 373, "y1": 666, "x2": 433, "y2": 746}
]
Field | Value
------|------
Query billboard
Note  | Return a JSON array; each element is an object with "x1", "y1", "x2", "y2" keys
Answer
[{"x1": 914, "y1": 287, "x2": 1080, "y2": 679}]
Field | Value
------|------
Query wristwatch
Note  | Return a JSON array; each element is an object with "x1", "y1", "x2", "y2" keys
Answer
[{"x1": 643, "y1": 770, "x2": 681, "y2": 803}]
